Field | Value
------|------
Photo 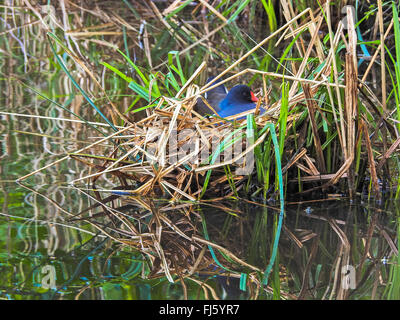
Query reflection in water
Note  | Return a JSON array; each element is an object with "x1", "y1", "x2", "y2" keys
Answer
[{"x1": 1, "y1": 174, "x2": 399, "y2": 299}]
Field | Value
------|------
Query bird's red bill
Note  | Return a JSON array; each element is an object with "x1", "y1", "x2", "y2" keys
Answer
[{"x1": 250, "y1": 91, "x2": 258, "y2": 103}]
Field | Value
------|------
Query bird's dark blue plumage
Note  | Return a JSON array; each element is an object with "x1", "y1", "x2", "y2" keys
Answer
[{"x1": 218, "y1": 84, "x2": 262, "y2": 118}]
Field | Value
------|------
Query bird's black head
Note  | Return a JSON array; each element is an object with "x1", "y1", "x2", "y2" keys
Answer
[{"x1": 225, "y1": 85, "x2": 258, "y2": 104}]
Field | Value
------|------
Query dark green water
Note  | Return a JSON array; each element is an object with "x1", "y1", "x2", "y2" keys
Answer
[{"x1": 1, "y1": 114, "x2": 400, "y2": 300}]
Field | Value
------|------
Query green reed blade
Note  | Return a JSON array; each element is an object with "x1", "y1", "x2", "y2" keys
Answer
[
  {"x1": 262, "y1": 123, "x2": 284, "y2": 286},
  {"x1": 117, "y1": 48, "x2": 149, "y2": 87},
  {"x1": 261, "y1": 0, "x2": 277, "y2": 34},
  {"x1": 128, "y1": 82, "x2": 151, "y2": 102},
  {"x1": 200, "y1": 213, "x2": 236, "y2": 274},
  {"x1": 392, "y1": 3, "x2": 400, "y2": 130},
  {"x1": 164, "y1": 0, "x2": 193, "y2": 20},
  {"x1": 227, "y1": 0, "x2": 251, "y2": 24},
  {"x1": 240, "y1": 273, "x2": 247, "y2": 292},
  {"x1": 101, "y1": 61, "x2": 133, "y2": 83},
  {"x1": 122, "y1": 0, "x2": 140, "y2": 19},
  {"x1": 168, "y1": 51, "x2": 186, "y2": 85},
  {"x1": 278, "y1": 82, "x2": 289, "y2": 157},
  {"x1": 200, "y1": 125, "x2": 247, "y2": 198},
  {"x1": 223, "y1": 165, "x2": 239, "y2": 197}
]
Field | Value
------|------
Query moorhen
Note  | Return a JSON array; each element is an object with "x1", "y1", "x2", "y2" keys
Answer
[{"x1": 195, "y1": 78, "x2": 262, "y2": 119}]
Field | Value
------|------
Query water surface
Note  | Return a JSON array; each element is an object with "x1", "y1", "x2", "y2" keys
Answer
[{"x1": 1, "y1": 115, "x2": 399, "y2": 300}]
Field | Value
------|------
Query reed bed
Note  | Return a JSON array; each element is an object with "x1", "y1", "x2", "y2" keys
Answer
[{"x1": 9, "y1": 0, "x2": 398, "y2": 202}]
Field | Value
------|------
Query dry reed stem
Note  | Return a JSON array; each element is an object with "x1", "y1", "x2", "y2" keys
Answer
[
  {"x1": 360, "y1": 20, "x2": 393, "y2": 85},
  {"x1": 377, "y1": 134, "x2": 400, "y2": 170},
  {"x1": 326, "y1": 3, "x2": 346, "y2": 158},
  {"x1": 147, "y1": 0, "x2": 187, "y2": 47},
  {"x1": 328, "y1": 217, "x2": 350, "y2": 300},
  {"x1": 302, "y1": 154, "x2": 319, "y2": 176},
  {"x1": 308, "y1": 8, "x2": 325, "y2": 62},
  {"x1": 289, "y1": 173, "x2": 348, "y2": 183},
  {"x1": 361, "y1": 120, "x2": 380, "y2": 197},
  {"x1": 203, "y1": 8, "x2": 312, "y2": 91},
  {"x1": 279, "y1": 0, "x2": 305, "y2": 64},
  {"x1": 298, "y1": 234, "x2": 319, "y2": 299},
  {"x1": 198, "y1": 0, "x2": 227, "y2": 23},
  {"x1": 302, "y1": 83, "x2": 326, "y2": 173},
  {"x1": 344, "y1": 6, "x2": 358, "y2": 198},
  {"x1": 288, "y1": 16, "x2": 323, "y2": 99},
  {"x1": 378, "y1": 0, "x2": 386, "y2": 112},
  {"x1": 357, "y1": 215, "x2": 378, "y2": 286}
]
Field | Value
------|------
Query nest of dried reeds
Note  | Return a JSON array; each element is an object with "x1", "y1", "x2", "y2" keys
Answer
[{"x1": 65, "y1": 70, "x2": 282, "y2": 201}]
